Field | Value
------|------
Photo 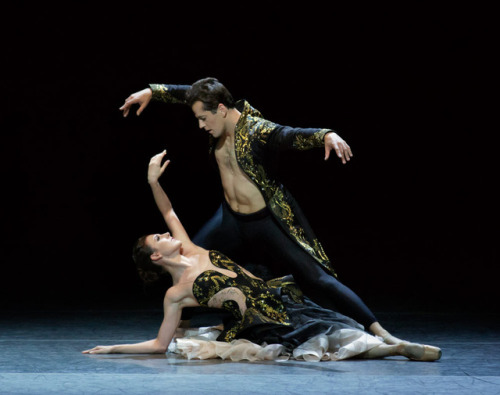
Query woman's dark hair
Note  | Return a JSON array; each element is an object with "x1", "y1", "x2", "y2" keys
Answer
[
  {"x1": 185, "y1": 77, "x2": 235, "y2": 112},
  {"x1": 132, "y1": 235, "x2": 165, "y2": 284}
]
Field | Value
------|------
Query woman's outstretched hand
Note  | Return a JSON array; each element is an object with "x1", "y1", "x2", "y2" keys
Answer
[
  {"x1": 82, "y1": 345, "x2": 114, "y2": 354},
  {"x1": 148, "y1": 150, "x2": 171, "y2": 184}
]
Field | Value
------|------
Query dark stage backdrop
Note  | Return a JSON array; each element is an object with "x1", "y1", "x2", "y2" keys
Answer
[{"x1": 1, "y1": 5, "x2": 495, "y2": 311}]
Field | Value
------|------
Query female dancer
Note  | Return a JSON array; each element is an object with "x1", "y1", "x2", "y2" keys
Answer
[{"x1": 82, "y1": 151, "x2": 441, "y2": 362}]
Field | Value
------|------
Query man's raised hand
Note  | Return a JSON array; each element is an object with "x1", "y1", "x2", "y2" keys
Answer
[{"x1": 119, "y1": 88, "x2": 153, "y2": 117}]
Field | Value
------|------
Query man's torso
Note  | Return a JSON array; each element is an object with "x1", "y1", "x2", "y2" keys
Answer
[{"x1": 215, "y1": 137, "x2": 266, "y2": 214}]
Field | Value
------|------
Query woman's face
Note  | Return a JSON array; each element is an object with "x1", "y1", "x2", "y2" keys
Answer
[{"x1": 146, "y1": 232, "x2": 182, "y2": 260}]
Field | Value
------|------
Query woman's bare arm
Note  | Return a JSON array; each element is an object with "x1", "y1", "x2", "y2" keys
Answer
[
  {"x1": 82, "y1": 289, "x2": 183, "y2": 355},
  {"x1": 147, "y1": 150, "x2": 196, "y2": 252}
]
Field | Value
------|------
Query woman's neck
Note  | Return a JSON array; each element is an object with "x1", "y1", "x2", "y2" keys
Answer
[{"x1": 168, "y1": 253, "x2": 202, "y2": 285}]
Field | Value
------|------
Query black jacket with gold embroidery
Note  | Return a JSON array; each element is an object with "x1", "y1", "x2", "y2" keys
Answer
[{"x1": 149, "y1": 83, "x2": 336, "y2": 276}]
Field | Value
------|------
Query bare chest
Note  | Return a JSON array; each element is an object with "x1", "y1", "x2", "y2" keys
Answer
[
  {"x1": 214, "y1": 139, "x2": 265, "y2": 211},
  {"x1": 215, "y1": 144, "x2": 240, "y2": 174}
]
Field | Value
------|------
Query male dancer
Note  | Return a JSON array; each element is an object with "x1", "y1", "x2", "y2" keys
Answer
[{"x1": 120, "y1": 78, "x2": 401, "y2": 344}]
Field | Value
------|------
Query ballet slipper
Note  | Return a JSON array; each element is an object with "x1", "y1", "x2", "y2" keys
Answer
[
  {"x1": 398, "y1": 342, "x2": 442, "y2": 361},
  {"x1": 369, "y1": 323, "x2": 406, "y2": 345},
  {"x1": 382, "y1": 334, "x2": 406, "y2": 345}
]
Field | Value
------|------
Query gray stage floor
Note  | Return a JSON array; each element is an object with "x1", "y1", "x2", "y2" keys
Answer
[{"x1": 1, "y1": 306, "x2": 499, "y2": 394}]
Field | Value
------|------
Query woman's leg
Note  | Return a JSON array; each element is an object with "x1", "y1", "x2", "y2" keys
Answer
[
  {"x1": 361, "y1": 342, "x2": 442, "y2": 361},
  {"x1": 369, "y1": 322, "x2": 405, "y2": 345}
]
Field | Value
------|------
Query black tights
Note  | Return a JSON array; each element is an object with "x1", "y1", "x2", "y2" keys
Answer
[{"x1": 193, "y1": 201, "x2": 377, "y2": 329}]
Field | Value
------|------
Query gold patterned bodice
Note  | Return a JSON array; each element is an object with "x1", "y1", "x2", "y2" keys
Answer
[{"x1": 192, "y1": 251, "x2": 292, "y2": 342}]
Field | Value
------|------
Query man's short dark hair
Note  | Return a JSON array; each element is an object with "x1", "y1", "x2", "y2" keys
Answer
[{"x1": 185, "y1": 77, "x2": 235, "y2": 112}]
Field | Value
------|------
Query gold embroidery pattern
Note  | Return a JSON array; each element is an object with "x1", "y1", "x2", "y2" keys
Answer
[
  {"x1": 192, "y1": 251, "x2": 291, "y2": 342},
  {"x1": 266, "y1": 276, "x2": 304, "y2": 304},
  {"x1": 233, "y1": 102, "x2": 335, "y2": 275},
  {"x1": 149, "y1": 84, "x2": 184, "y2": 104},
  {"x1": 293, "y1": 129, "x2": 330, "y2": 150}
]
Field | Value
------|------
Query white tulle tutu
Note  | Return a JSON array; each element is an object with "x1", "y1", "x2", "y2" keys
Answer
[{"x1": 169, "y1": 326, "x2": 383, "y2": 362}]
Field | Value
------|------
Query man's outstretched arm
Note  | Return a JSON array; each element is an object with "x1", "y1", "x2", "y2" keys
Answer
[
  {"x1": 119, "y1": 84, "x2": 190, "y2": 117},
  {"x1": 267, "y1": 124, "x2": 353, "y2": 164}
]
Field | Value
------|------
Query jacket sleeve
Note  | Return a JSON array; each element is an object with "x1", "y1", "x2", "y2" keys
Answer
[
  {"x1": 148, "y1": 84, "x2": 191, "y2": 104},
  {"x1": 266, "y1": 124, "x2": 334, "y2": 152}
]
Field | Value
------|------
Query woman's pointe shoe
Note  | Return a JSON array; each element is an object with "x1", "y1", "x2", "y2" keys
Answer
[
  {"x1": 399, "y1": 342, "x2": 442, "y2": 361},
  {"x1": 382, "y1": 334, "x2": 405, "y2": 345}
]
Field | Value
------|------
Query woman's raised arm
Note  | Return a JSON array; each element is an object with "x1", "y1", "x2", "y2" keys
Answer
[{"x1": 147, "y1": 150, "x2": 195, "y2": 251}]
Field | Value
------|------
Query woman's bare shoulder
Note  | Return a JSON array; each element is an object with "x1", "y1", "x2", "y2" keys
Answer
[{"x1": 164, "y1": 281, "x2": 199, "y2": 309}]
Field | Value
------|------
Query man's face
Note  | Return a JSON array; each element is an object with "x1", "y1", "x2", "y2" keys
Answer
[{"x1": 192, "y1": 101, "x2": 225, "y2": 138}]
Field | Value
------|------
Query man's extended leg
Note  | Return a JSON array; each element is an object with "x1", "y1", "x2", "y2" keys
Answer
[
  {"x1": 219, "y1": 206, "x2": 378, "y2": 328},
  {"x1": 239, "y1": 211, "x2": 406, "y2": 342}
]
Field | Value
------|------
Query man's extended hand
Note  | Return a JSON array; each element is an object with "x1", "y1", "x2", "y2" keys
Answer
[
  {"x1": 119, "y1": 88, "x2": 153, "y2": 117},
  {"x1": 324, "y1": 132, "x2": 353, "y2": 164},
  {"x1": 148, "y1": 150, "x2": 170, "y2": 184}
]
